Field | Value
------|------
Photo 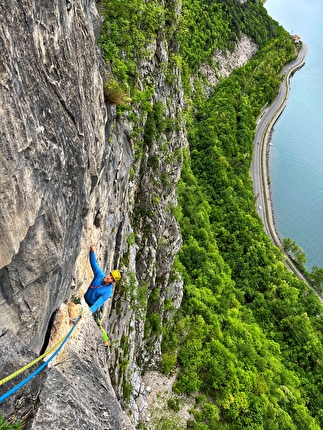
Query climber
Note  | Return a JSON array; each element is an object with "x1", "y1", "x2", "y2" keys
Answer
[{"x1": 84, "y1": 243, "x2": 121, "y2": 345}]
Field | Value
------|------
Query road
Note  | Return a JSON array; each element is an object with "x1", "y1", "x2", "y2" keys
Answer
[{"x1": 250, "y1": 42, "x2": 311, "y2": 284}]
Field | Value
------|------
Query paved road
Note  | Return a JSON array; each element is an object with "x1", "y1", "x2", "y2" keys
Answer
[{"x1": 250, "y1": 43, "x2": 311, "y2": 284}]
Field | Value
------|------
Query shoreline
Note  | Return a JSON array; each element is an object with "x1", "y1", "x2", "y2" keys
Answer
[
  {"x1": 252, "y1": 42, "x2": 312, "y2": 285},
  {"x1": 265, "y1": 48, "x2": 308, "y2": 242}
]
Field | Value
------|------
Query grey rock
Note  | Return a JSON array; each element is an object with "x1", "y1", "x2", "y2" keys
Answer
[
  {"x1": 0, "y1": 0, "x2": 135, "y2": 427},
  {"x1": 199, "y1": 33, "x2": 258, "y2": 95},
  {"x1": 0, "y1": 0, "x2": 184, "y2": 427},
  {"x1": 0, "y1": 330, "x2": 48, "y2": 424},
  {"x1": 0, "y1": 0, "x2": 107, "y2": 352}
]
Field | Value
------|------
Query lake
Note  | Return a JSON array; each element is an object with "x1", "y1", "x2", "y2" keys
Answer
[{"x1": 265, "y1": 0, "x2": 323, "y2": 270}]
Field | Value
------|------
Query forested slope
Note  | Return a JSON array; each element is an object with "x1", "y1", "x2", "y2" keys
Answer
[
  {"x1": 2, "y1": 0, "x2": 323, "y2": 429},
  {"x1": 169, "y1": 4, "x2": 323, "y2": 430},
  {"x1": 97, "y1": 0, "x2": 323, "y2": 428}
]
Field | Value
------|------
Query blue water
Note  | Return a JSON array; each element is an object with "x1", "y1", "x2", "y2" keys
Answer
[{"x1": 265, "y1": 0, "x2": 323, "y2": 270}]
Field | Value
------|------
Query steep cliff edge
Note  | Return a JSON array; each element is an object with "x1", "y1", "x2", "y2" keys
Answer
[
  {"x1": 0, "y1": 0, "x2": 135, "y2": 427},
  {"x1": 0, "y1": 0, "x2": 184, "y2": 427},
  {"x1": 0, "y1": 1, "x2": 258, "y2": 428}
]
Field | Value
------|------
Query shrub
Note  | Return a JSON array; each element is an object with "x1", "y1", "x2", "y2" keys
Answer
[
  {"x1": 161, "y1": 351, "x2": 177, "y2": 375},
  {"x1": 0, "y1": 416, "x2": 21, "y2": 430},
  {"x1": 103, "y1": 79, "x2": 128, "y2": 106},
  {"x1": 167, "y1": 397, "x2": 181, "y2": 412}
]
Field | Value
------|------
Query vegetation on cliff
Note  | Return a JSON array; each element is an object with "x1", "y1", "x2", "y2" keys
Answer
[
  {"x1": 0, "y1": 416, "x2": 21, "y2": 430},
  {"x1": 97, "y1": 0, "x2": 323, "y2": 428},
  {"x1": 171, "y1": 51, "x2": 323, "y2": 429}
]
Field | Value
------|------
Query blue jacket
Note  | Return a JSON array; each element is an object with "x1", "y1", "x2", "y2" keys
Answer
[{"x1": 84, "y1": 251, "x2": 113, "y2": 314}]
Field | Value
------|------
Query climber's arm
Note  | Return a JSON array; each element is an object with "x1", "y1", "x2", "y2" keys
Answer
[
  {"x1": 89, "y1": 249, "x2": 105, "y2": 279},
  {"x1": 89, "y1": 285, "x2": 113, "y2": 314}
]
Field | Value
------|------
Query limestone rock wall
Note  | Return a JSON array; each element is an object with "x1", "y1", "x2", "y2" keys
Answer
[
  {"x1": 0, "y1": 0, "x2": 136, "y2": 427},
  {"x1": 0, "y1": 0, "x2": 107, "y2": 351},
  {"x1": 0, "y1": 0, "x2": 184, "y2": 428},
  {"x1": 199, "y1": 33, "x2": 258, "y2": 96}
]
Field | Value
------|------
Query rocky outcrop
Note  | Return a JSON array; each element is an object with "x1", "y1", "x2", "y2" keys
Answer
[
  {"x1": 0, "y1": 0, "x2": 184, "y2": 428},
  {"x1": 0, "y1": 0, "x2": 134, "y2": 427},
  {"x1": 199, "y1": 34, "x2": 258, "y2": 95},
  {"x1": 0, "y1": 314, "x2": 134, "y2": 430},
  {"x1": 0, "y1": 0, "x2": 107, "y2": 351}
]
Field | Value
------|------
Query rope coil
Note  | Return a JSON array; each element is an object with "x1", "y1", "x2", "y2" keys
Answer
[
  {"x1": 1, "y1": 331, "x2": 71, "y2": 388},
  {"x1": 0, "y1": 309, "x2": 83, "y2": 404}
]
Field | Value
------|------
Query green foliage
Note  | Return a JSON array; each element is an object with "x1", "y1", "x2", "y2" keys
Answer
[
  {"x1": 146, "y1": 312, "x2": 162, "y2": 335},
  {"x1": 126, "y1": 232, "x2": 137, "y2": 246},
  {"x1": 103, "y1": 78, "x2": 128, "y2": 105},
  {"x1": 123, "y1": 378, "x2": 133, "y2": 403},
  {"x1": 98, "y1": 0, "x2": 165, "y2": 85},
  {"x1": 160, "y1": 350, "x2": 177, "y2": 375},
  {"x1": 310, "y1": 266, "x2": 323, "y2": 293},
  {"x1": 178, "y1": 0, "x2": 279, "y2": 74},
  {"x1": 168, "y1": 6, "x2": 323, "y2": 429},
  {"x1": 122, "y1": 271, "x2": 148, "y2": 318},
  {"x1": 283, "y1": 237, "x2": 307, "y2": 270},
  {"x1": 145, "y1": 288, "x2": 163, "y2": 339},
  {"x1": 97, "y1": 1, "x2": 323, "y2": 428},
  {"x1": 167, "y1": 397, "x2": 181, "y2": 412},
  {"x1": 0, "y1": 417, "x2": 21, "y2": 430},
  {"x1": 143, "y1": 101, "x2": 166, "y2": 147}
]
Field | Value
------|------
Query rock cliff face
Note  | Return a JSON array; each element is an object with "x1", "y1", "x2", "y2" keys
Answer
[
  {"x1": 0, "y1": 0, "x2": 107, "y2": 348},
  {"x1": 0, "y1": 0, "x2": 184, "y2": 427},
  {"x1": 199, "y1": 34, "x2": 258, "y2": 95},
  {"x1": 0, "y1": 1, "x2": 257, "y2": 428}
]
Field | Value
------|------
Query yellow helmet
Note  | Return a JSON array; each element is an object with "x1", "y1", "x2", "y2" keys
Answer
[{"x1": 110, "y1": 269, "x2": 121, "y2": 282}]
